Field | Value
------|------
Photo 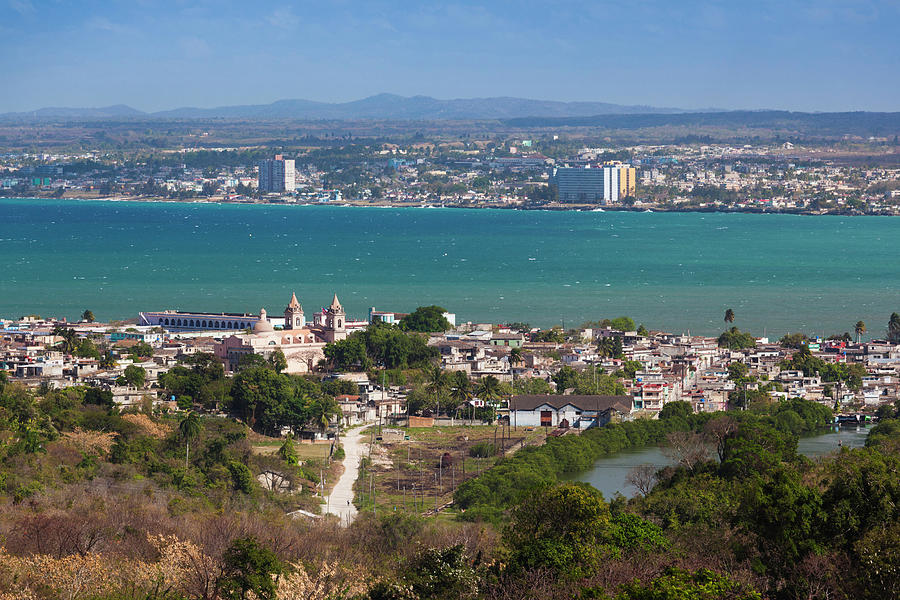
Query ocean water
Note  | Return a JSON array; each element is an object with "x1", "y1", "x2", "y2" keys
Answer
[{"x1": 1, "y1": 198, "x2": 899, "y2": 336}]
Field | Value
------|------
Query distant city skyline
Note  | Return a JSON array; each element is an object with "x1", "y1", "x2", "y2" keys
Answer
[{"x1": 2, "y1": 0, "x2": 899, "y2": 114}]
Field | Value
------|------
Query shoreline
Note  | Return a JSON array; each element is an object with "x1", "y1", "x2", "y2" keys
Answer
[{"x1": 1, "y1": 194, "x2": 895, "y2": 217}]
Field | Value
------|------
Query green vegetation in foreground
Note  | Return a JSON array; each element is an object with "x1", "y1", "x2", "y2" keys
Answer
[
  {"x1": 5, "y1": 356, "x2": 900, "y2": 600},
  {"x1": 453, "y1": 399, "x2": 832, "y2": 521}
]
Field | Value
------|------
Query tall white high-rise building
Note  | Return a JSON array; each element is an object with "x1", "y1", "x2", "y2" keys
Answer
[
  {"x1": 258, "y1": 154, "x2": 295, "y2": 193},
  {"x1": 602, "y1": 165, "x2": 620, "y2": 203}
]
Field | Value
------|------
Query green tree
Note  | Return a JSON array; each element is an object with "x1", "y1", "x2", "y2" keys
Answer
[
  {"x1": 738, "y1": 466, "x2": 825, "y2": 578},
  {"x1": 278, "y1": 435, "x2": 298, "y2": 465},
  {"x1": 622, "y1": 360, "x2": 643, "y2": 380},
  {"x1": 637, "y1": 324, "x2": 650, "y2": 337},
  {"x1": 237, "y1": 353, "x2": 268, "y2": 371},
  {"x1": 552, "y1": 365, "x2": 579, "y2": 393},
  {"x1": 532, "y1": 327, "x2": 566, "y2": 343},
  {"x1": 399, "y1": 305, "x2": 451, "y2": 332},
  {"x1": 219, "y1": 537, "x2": 282, "y2": 600},
  {"x1": 718, "y1": 327, "x2": 756, "y2": 350},
  {"x1": 505, "y1": 483, "x2": 611, "y2": 579},
  {"x1": 658, "y1": 400, "x2": 692, "y2": 422},
  {"x1": 122, "y1": 364, "x2": 146, "y2": 388},
  {"x1": 268, "y1": 349, "x2": 287, "y2": 374},
  {"x1": 178, "y1": 411, "x2": 202, "y2": 470},
  {"x1": 613, "y1": 567, "x2": 762, "y2": 600},
  {"x1": 74, "y1": 337, "x2": 102, "y2": 359},
  {"x1": 609, "y1": 316, "x2": 636, "y2": 331},
  {"x1": 324, "y1": 334, "x2": 370, "y2": 371},
  {"x1": 598, "y1": 336, "x2": 624, "y2": 358},
  {"x1": 778, "y1": 332, "x2": 809, "y2": 349},
  {"x1": 720, "y1": 421, "x2": 798, "y2": 480},
  {"x1": 727, "y1": 362, "x2": 750, "y2": 383},
  {"x1": 81, "y1": 309, "x2": 95, "y2": 323},
  {"x1": 724, "y1": 308, "x2": 735, "y2": 323},
  {"x1": 128, "y1": 341, "x2": 153, "y2": 359},
  {"x1": 855, "y1": 522, "x2": 900, "y2": 599},
  {"x1": 84, "y1": 387, "x2": 114, "y2": 408},
  {"x1": 228, "y1": 460, "x2": 254, "y2": 494},
  {"x1": 402, "y1": 544, "x2": 478, "y2": 600},
  {"x1": 230, "y1": 367, "x2": 292, "y2": 432}
]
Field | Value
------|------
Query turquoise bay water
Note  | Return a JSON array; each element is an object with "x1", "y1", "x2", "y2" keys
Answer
[{"x1": 1, "y1": 198, "x2": 899, "y2": 335}]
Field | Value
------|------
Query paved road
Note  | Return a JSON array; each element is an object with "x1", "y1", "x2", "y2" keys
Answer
[{"x1": 324, "y1": 427, "x2": 367, "y2": 525}]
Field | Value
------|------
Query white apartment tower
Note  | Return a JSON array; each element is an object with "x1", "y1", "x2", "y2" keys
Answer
[
  {"x1": 602, "y1": 164, "x2": 620, "y2": 203},
  {"x1": 258, "y1": 154, "x2": 296, "y2": 193}
]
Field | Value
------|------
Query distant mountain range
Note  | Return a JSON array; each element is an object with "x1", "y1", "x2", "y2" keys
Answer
[{"x1": 1, "y1": 94, "x2": 701, "y2": 120}]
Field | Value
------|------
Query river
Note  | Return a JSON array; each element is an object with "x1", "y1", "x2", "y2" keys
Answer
[{"x1": 564, "y1": 426, "x2": 870, "y2": 499}]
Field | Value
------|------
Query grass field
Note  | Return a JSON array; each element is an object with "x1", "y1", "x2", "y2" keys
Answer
[{"x1": 250, "y1": 438, "x2": 334, "y2": 460}]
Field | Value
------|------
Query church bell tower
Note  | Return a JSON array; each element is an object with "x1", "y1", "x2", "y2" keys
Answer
[
  {"x1": 324, "y1": 293, "x2": 346, "y2": 342},
  {"x1": 284, "y1": 292, "x2": 305, "y2": 330}
]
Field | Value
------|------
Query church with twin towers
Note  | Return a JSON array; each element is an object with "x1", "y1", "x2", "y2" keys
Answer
[{"x1": 213, "y1": 291, "x2": 353, "y2": 374}]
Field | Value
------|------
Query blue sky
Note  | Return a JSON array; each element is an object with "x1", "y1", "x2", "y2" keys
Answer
[{"x1": 2, "y1": 0, "x2": 898, "y2": 113}]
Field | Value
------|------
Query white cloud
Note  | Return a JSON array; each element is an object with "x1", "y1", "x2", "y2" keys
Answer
[
  {"x1": 86, "y1": 16, "x2": 132, "y2": 34},
  {"x1": 267, "y1": 7, "x2": 300, "y2": 29},
  {"x1": 8, "y1": 0, "x2": 34, "y2": 15}
]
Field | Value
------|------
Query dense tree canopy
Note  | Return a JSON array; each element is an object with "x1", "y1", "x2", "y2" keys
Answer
[
  {"x1": 717, "y1": 327, "x2": 756, "y2": 350},
  {"x1": 325, "y1": 321, "x2": 437, "y2": 370},
  {"x1": 398, "y1": 305, "x2": 451, "y2": 332}
]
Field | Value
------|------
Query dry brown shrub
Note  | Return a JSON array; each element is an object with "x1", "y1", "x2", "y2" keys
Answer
[
  {"x1": 277, "y1": 561, "x2": 370, "y2": 600},
  {"x1": 0, "y1": 546, "x2": 136, "y2": 600},
  {"x1": 60, "y1": 428, "x2": 116, "y2": 457},
  {"x1": 121, "y1": 412, "x2": 171, "y2": 438}
]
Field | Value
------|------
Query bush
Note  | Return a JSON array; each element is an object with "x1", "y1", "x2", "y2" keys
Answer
[
  {"x1": 228, "y1": 460, "x2": 254, "y2": 494},
  {"x1": 468, "y1": 442, "x2": 496, "y2": 458}
]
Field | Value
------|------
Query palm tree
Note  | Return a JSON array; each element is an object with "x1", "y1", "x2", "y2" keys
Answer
[
  {"x1": 724, "y1": 309, "x2": 735, "y2": 324},
  {"x1": 425, "y1": 365, "x2": 450, "y2": 417},
  {"x1": 178, "y1": 411, "x2": 202, "y2": 471},
  {"x1": 476, "y1": 376, "x2": 502, "y2": 407},
  {"x1": 450, "y1": 375, "x2": 473, "y2": 418},
  {"x1": 889, "y1": 313, "x2": 900, "y2": 344},
  {"x1": 509, "y1": 347, "x2": 523, "y2": 369},
  {"x1": 53, "y1": 326, "x2": 78, "y2": 354},
  {"x1": 854, "y1": 320, "x2": 866, "y2": 343},
  {"x1": 307, "y1": 397, "x2": 339, "y2": 433},
  {"x1": 508, "y1": 347, "x2": 524, "y2": 392}
]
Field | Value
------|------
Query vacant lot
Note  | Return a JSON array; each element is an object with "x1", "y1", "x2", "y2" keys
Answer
[{"x1": 355, "y1": 425, "x2": 546, "y2": 515}]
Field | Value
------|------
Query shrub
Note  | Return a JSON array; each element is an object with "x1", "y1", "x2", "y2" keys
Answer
[{"x1": 468, "y1": 442, "x2": 496, "y2": 458}]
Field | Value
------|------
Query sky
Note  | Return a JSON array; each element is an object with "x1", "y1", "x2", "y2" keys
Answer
[{"x1": 1, "y1": 0, "x2": 899, "y2": 113}]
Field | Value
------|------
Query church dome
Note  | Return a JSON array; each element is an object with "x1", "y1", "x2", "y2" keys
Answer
[{"x1": 253, "y1": 308, "x2": 275, "y2": 333}]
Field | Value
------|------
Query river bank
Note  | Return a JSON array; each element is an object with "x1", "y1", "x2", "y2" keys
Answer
[{"x1": 565, "y1": 425, "x2": 870, "y2": 500}]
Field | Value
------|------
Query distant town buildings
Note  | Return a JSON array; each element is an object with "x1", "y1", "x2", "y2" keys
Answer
[
  {"x1": 258, "y1": 154, "x2": 295, "y2": 193},
  {"x1": 551, "y1": 162, "x2": 637, "y2": 204}
]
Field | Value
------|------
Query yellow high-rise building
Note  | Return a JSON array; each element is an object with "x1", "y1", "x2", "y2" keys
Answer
[
  {"x1": 619, "y1": 165, "x2": 636, "y2": 198},
  {"x1": 602, "y1": 161, "x2": 637, "y2": 198}
]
